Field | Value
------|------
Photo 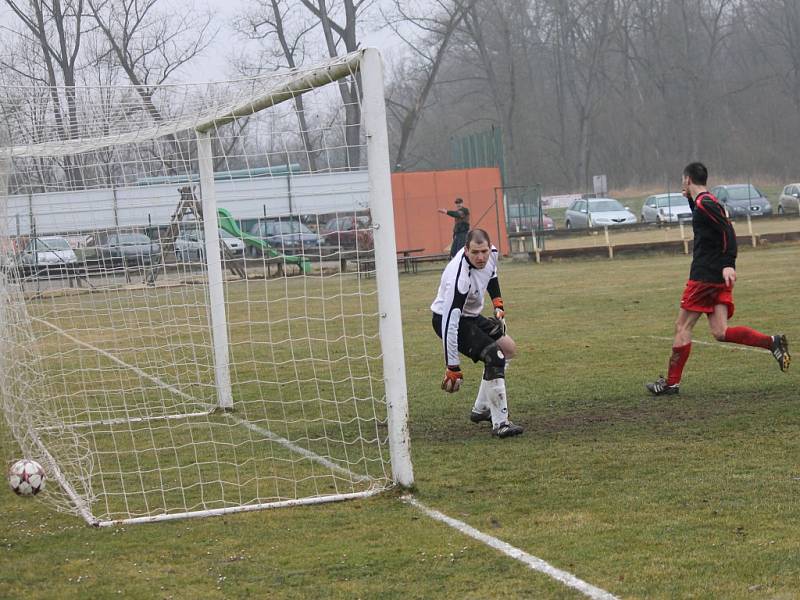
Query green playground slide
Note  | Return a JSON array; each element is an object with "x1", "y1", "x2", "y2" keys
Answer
[{"x1": 217, "y1": 207, "x2": 311, "y2": 274}]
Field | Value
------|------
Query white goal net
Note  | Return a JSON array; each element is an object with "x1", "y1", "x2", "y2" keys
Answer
[{"x1": 0, "y1": 49, "x2": 412, "y2": 526}]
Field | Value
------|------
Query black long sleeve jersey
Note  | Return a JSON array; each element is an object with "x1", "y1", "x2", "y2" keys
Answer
[
  {"x1": 688, "y1": 191, "x2": 737, "y2": 283},
  {"x1": 446, "y1": 207, "x2": 470, "y2": 234}
]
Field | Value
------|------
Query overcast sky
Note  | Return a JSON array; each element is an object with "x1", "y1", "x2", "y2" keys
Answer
[
  {"x1": 0, "y1": 0, "x2": 408, "y2": 84},
  {"x1": 187, "y1": 0, "x2": 407, "y2": 82}
]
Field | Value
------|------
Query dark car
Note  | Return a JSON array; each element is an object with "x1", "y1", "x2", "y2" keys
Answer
[
  {"x1": 709, "y1": 184, "x2": 772, "y2": 218},
  {"x1": 86, "y1": 232, "x2": 162, "y2": 270},
  {"x1": 777, "y1": 183, "x2": 800, "y2": 215},
  {"x1": 319, "y1": 215, "x2": 374, "y2": 249},
  {"x1": 249, "y1": 218, "x2": 322, "y2": 255}
]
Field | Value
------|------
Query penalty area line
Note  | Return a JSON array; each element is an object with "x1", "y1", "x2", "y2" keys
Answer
[{"x1": 401, "y1": 495, "x2": 618, "y2": 600}]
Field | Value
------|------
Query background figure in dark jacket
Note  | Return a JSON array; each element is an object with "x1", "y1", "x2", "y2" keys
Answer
[{"x1": 438, "y1": 197, "x2": 470, "y2": 257}]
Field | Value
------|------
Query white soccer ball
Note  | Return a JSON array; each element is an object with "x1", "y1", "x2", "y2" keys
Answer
[{"x1": 7, "y1": 459, "x2": 46, "y2": 496}]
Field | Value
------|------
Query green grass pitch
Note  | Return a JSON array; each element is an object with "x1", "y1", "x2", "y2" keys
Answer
[{"x1": 1, "y1": 244, "x2": 798, "y2": 599}]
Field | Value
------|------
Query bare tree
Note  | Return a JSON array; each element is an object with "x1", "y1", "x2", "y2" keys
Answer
[
  {"x1": 85, "y1": 0, "x2": 216, "y2": 174},
  {"x1": 86, "y1": 0, "x2": 215, "y2": 122},
  {"x1": 384, "y1": 0, "x2": 470, "y2": 171},
  {"x1": 233, "y1": 0, "x2": 321, "y2": 170},
  {"x1": 455, "y1": 0, "x2": 546, "y2": 185},
  {"x1": 298, "y1": 0, "x2": 370, "y2": 169},
  {"x1": 232, "y1": 0, "x2": 373, "y2": 170},
  {"x1": 2, "y1": 0, "x2": 90, "y2": 187},
  {"x1": 544, "y1": 0, "x2": 621, "y2": 187},
  {"x1": 743, "y1": 0, "x2": 800, "y2": 112}
]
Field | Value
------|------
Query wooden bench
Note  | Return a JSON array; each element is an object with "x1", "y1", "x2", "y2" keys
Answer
[
  {"x1": 339, "y1": 250, "x2": 449, "y2": 276},
  {"x1": 408, "y1": 253, "x2": 450, "y2": 271},
  {"x1": 337, "y1": 250, "x2": 375, "y2": 277},
  {"x1": 396, "y1": 247, "x2": 425, "y2": 274}
]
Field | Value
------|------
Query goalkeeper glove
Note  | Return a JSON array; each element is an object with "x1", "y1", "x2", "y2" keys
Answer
[
  {"x1": 441, "y1": 366, "x2": 463, "y2": 393},
  {"x1": 486, "y1": 315, "x2": 506, "y2": 337},
  {"x1": 492, "y1": 297, "x2": 505, "y2": 320}
]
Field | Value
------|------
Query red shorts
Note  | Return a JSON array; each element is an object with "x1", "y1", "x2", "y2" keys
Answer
[{"x1": 680, "y1": 280, "x2": 734, "y2": 319}]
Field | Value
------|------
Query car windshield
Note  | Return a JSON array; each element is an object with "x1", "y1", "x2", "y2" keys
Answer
[
  {"x1": 726, "y1": 185, "x2": 763, "y2": 201},
  {"x1": 34, "y1": 238, "x2": 71, "y2": 251},
  {"x1": 219, "y1": 229, "x2": 237, "y2": 239},
  {"x1": 656, "y1": 195, "x2": 689, "y2": 208},
  {"x1": 588, "y1": 199, "x2": 625, "y2": 212},
  {"x1": 115, "y1": 233, "x2": 151, "y2": 244}
]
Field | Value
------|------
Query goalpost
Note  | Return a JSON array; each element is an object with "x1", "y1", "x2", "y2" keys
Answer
[{"x1": 0, "y1": 49, "x2": 413, "y2": 526}]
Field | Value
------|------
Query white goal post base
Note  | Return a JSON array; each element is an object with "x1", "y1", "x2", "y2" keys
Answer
[{"x1": 96, "y1": 488, "x2": 385, "y2": 528}]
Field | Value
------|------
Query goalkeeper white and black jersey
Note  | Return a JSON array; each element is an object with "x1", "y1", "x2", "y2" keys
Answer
[{"x1": 430, "y1": 246, "x2": 501, "y2": 366}]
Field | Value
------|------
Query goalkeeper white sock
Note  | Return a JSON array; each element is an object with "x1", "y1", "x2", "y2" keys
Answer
[
  {"x1": 485, "y1": 378, "x2": 509, "y2": 427},
  {"x1": 472, "y1": 379, "x2": 489, "y2": 413}
]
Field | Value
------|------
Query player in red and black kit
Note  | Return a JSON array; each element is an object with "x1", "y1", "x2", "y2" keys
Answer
[{"x1": 646, "y1": 162, "x2": 790, "y2": 395}]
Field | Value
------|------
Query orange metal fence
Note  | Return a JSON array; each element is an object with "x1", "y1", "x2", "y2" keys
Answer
[{"x1": 391, "y1": 167, "x2": 509, "y2": 257}]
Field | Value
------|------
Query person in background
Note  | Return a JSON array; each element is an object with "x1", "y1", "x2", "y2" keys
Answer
[{"x1": 439, "y1": 197, "x2": 470, "y2": 258}]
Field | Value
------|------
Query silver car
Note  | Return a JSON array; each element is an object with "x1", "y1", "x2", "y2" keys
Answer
[
  {"x1": 640, "y1": 193, "x2": 692, "y2": 224},
  {"x1": 16, "y1": 236, "x2": 79, "y2": 275},
  {"x1": 175, "y1": 228, "x2": 246, "y2": 262},
  {"x1": 777, "y1": 183, "x2": 800, "y2": 215},
  {"x1": 564, "y1": 198, "x2": 637, "y2": 229}
]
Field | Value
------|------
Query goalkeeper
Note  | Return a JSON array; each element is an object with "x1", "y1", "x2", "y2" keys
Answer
[{"x1": 431, "y1": 228, "x2": 523, "y2": 438}]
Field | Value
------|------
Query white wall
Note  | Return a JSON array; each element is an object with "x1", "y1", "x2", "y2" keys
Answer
[{"x1": 6, "y1": 170, "x2": 370, "y2": 236}]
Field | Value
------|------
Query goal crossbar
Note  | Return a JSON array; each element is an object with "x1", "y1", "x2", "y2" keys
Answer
[{"x1": 8, "y1": 52, "x2": 365, "y2": 159}]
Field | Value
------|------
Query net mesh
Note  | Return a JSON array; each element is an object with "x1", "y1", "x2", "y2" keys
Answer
[{"x1": 0, "y1": 51, "x2": 394, "y2": 524}]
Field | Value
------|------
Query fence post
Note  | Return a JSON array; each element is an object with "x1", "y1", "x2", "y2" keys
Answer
[
  {"x1": 746, "y1": 214, "x2": 757, "y2": 247},
  {"x1": 680, "y1": 220, "x2": 689, "y2": 254},
  {"x1": 604, "y1": 226, "x2": 613, "y2": 259}
]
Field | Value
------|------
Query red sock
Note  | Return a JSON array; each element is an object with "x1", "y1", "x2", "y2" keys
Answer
[
  {"x1": 724, "y1": 326, "x2": 772, "y2": 349},
  {"x1": 666, "y1": 343, "x2": 692, "y2": 386}
]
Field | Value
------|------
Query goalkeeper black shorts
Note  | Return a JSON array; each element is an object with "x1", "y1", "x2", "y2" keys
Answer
[{"x1": 432, "y1": 312, "x2": 503, "y2": 363}]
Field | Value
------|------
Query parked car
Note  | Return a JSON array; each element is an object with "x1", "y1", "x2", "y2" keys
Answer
[
  {"x1": 249, "y1": 218, "x2": 322, "y2": 255},
  {"x1": 319, "y1": 215, "x2": 374, "y2": 249},
  {"x1": 564, "y1": 198, "x2": 637, "y2": 229},
  {"x1": 506, "y1": 204, "x2": 556, "y2": 232},
  {"x1": 85, "y1": 231, "x2": 162, "y2": 269},
  {"x1": 16, "y1": 236, "x2": 79, "y2": 275},
  {"x1": 174, "y1": 228, "x2": 246, "y2": 262},
  {"x1": 709, "y1": 184, "x2": 772, "y2": 218},
  {"x1": 640, "y1": 193, "x2": 692, "y2": 224},
  {"x1": 777, "y1": 183, "x2": 800, "y2": 215}
]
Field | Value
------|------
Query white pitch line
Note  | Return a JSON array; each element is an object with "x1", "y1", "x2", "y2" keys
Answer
[
  {"x1": 634, "y1": 335, "x2": 770, "y2": 354},
  {"x1": 402, "y1": 495, "x2": 619, "y2": 600}
]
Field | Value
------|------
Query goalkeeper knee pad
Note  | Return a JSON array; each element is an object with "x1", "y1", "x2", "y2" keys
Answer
[{"x1": 480, "y1": 342, "x2": 505, "y2": 380}]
